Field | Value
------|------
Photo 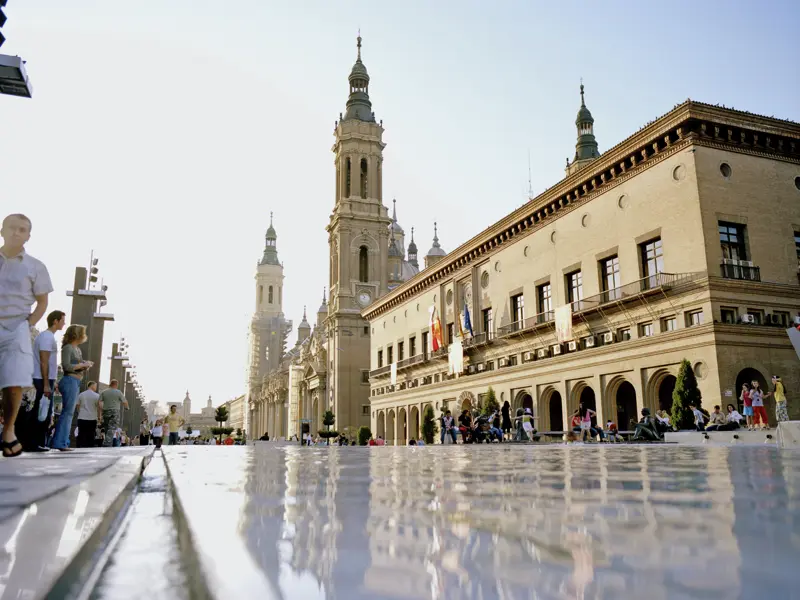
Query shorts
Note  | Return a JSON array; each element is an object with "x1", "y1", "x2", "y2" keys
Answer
[
  {"x1": 743, "y1": 406, "x2": 754, "y2": 416},
  {"x1": 0, "y1": 320, "x2": 33, "y2": 389},
  {"x1": 580, "y1": 421, "x2": 591, "y2": 431}
]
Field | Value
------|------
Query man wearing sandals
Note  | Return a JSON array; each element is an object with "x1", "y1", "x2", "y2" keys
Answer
[{"x1": 0, "y1": 214, "x2": 53, "y2": 458}]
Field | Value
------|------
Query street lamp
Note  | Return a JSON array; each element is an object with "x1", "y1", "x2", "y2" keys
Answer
[{"x1": 0, "y1": 2, "x2": 33, "y2": 98}]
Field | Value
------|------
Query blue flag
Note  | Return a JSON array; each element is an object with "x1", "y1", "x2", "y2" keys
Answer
[{"x1": 463, "y1": 300, "x2": 474, "y2": 337}]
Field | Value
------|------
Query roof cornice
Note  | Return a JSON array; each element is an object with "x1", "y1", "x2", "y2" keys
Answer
[{"x1": 363, "y1": 101, "x2": 800, "y2": 320}]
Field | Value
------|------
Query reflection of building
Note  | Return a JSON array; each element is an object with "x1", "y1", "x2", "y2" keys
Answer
[
  {"x1": 248, "y1": 36, "x2": 427, "y2": 440},
  {"x1": 366, "y1": 94, "x2": 800, "y2": 443}
]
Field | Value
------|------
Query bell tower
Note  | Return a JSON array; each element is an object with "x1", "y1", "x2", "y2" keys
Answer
[{"x1": 326, "y1": 34, "x2": 391, "y2": 430}]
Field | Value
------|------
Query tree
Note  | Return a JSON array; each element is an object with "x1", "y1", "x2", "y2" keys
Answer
[
  {"x1": 318, "y1": 409, "x2": 338, "y2": 445},
  {"x1": 214, "y1": 405, "x2": 229, "y2": 428},
  {"x1": 671, "y1": 359, "x2": 703, "y2": 430},
  {"x1": 422, "y1": 405, "x2": 436, "y2": 444},
  {"x1": 357, "y1": 426, "x2": 372, "y2": 446},
  {"x1": 482, "y1": 386, "x2": 500, "y2": 416}
]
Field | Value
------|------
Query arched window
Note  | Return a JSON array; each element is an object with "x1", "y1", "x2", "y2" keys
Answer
[
  {"x1": 345, "y1": 158, "x2": 351, "y2": 198},
  {"x1": 279, "y1": 287, "x2": 282, "y2": 304},
  {"x1": 268, "y1": 285, "x2": 273, "y2": 304},
  {"x1": 360, "y1": 158, "x2": 368, "y2": 199},
  {"x1": 258, "y1": 285, "x2": 263, "y2": 305},
  {"x1": 359, "y1": 246, "x2": 368, "y2": 282}
]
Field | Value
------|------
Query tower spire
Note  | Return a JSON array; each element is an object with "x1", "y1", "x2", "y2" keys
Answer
[
  {"x1": 571, "y1": 80, "x2": 600, "y2": 169},
  {"x1": 343, "y1": 33, "x2": 374, "y2": 122},
  {"x1": 392, "y1": 198, "x2": 397, "y2": 222},
  {"x1": 260, "y1": 212, "x2": 280, "y2": 266},
  {"x1": 357, "y1": 30, "x2": 362, "y2": 61}
]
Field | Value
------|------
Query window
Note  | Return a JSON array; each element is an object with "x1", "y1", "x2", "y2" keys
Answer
[
  {"x1": 409, "y1": 336, "x2": 416, "y2": 357},
  {"x1": 618, "y1": 327, "x2": 631, "y2": 341},
  {"x1": 537, "y1": 283, "x2": 552, "y2": 320},
  {"x1": 720, "y1": 307, "x2": 738, "y2": 324},
  {"x1": 485, "y1": 360, "x2": 495, "y2": 371},
  {"x1": 267, "y1": 285, "x2": 273, "y2": 304},
  {"x1": 719, "y1": 222, "x2": 747, "y2": 260},
  {"x1": 362, "y1": 405, "x2": 370, "y2": 415},
  {"x1": 361, "y1": 370, "x2": 369, "y2": 384},
  {"x1": 639, "y1": 322, "x2": 654, "y2": 337},
  {"x1": 363, "y1": 326, "x2": 369, "y2": 335},
  {"x1": 359, "y1": 246, "x2": 369, "y2": 282},
  {"x1": 387, "y1": 345, "x2": 394, "y2": 364},
  {"x1": 746, "y1": 309, "x2": 764, "y2": 325},
  {"x1": 640, "y1": 237, "x2": 664, "y2": 289},
  {"x1": 446, "y1": 323, "x2": 454, "y2": 343},
  {"x1": 600, "y1": 256, "x2": 621, "y2": 300},
  {"x1": 360, "y1": 158, "x2": 368, "y2": 199},
  {"x1": 686, "y1": 310, "x2": 704, "y2": 327},
  {"x1": 566, "y1": 270, "x2": 583, "y2": 308},
  {"x1": 377, "y1": 349, "x2": 383, "y2": 368},
  {"x1": 397, "y1": 341, "x2": 404, "y2": 361},
  {"x1": 511, "y1": 294, "x2": 525, "y2": 328},
  {"x1": 508, "y1": 355, "x2": 518, "y2": 366},
  {"x1": 773, "y1": 311, "x2": 790, "y2": 327},
  {"x1": 345, "y1": 158, "x2": 351, "y2": 197},
  {"x1": 795, "y1": 231, "x2": 800, "y2": 262},
  {"x1": 422, "y1": 332, "x2": 429, "y2": 358},
  {"x1": 258, "y1": 285, "x2": 263, "y2": 305},
  {"x1": 482, "y1": 307, "x2": 493, "y2": 336},
  {"x1": 661, "y1": 316, "x2": 677, "y2": 332}
]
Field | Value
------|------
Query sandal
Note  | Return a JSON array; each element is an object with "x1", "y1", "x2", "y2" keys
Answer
[{"x1": 1, "y1": 439, "x2": 23, "y2": 458}]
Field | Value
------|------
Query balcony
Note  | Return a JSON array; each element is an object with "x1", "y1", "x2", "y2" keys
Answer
[
  {"x1": 369, "y1": 365, "x2": 391, "y2": 378},
  {"x1": 720, "y1": 262, "x2": 760, "y2": 282},
  {"x1": 397, "y1": 354, "x2": 425, "y2": 370}
]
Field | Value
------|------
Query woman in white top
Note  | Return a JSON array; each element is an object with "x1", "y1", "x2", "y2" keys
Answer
[{"x1": 725, "y1": 404, "x2": 743, "y2": 429}]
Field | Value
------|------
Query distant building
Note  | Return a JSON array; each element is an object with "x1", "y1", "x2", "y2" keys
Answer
[{"x1": 224, "y1": 395, "x2": 246, "y2": 434}]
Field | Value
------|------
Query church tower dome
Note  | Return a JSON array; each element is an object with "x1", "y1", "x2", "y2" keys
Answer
[
  {"x1": 407, "y1": 227, "x2": 419, "y2": 269},
  {"x1": 425, "y1": 222, "x2": 447, "y2": 269},
  {"x1": 344, "y1": 34, "x2": 375, "y2": 123},
  {"x1": 566, "y1": 83, "x2": 600, "y2": 175}
]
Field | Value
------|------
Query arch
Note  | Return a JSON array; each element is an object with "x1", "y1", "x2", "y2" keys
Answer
[
  {"x1": 576, "y1": 385, "x2": 597, "y2": 426},
  {"x1": 345, "y1": 157, "x2": 351, "y2": 197},
  {"x1": 360, "y1": 158, "x2": 368, "y2": 199},
  {"x1": 549, "y1": 392, "x2": 564, "y2": 431},
  {"x1": 736, "y1": 367, "x2": 771, "y2": 423},
  {"x1": 398, "y1": 407, "x2": 408, "y2": 445},
  {"x1": 268, "y1": 285, "x2": 273, "y2": 304},
  {"x1": 376, "y1": 411, "x2": 386, "y2": 440},
  {"x1": 658, "y1": 375, "x2": 677, "y2": 413},
  {"x1": 359, "y1": 246, "x2": 369, "y2": 283},
  {"x1": 512, "y1": 389, "x2": 533, "y2": 412},
  {"x1": 409, "y1": 406, "x2": 420, "y2": 441},
  {"x1": 258, "y1": 285, "x2": 263, "y2": 305},
  {"x1": 458, "y1": 390, "x2": 476, "y2": 412},
  {"x1": 386, "y1": 409, "x2": 395, "y2": 444},
  {"x1": 615, "y1": 381, "x2": 638, "y2": 430}
]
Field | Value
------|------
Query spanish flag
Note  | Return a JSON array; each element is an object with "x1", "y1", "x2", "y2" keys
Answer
[{"x1": 430, "y1": 305, "x2": 444, "y2": 351}]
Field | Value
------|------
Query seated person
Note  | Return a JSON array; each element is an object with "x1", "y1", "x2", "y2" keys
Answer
[
  {"x1": 723, "y1": 404, "x2": 743, "y2": 430},
  {"x1": 486, "y1": 411, "x2": 503, "y2": 441},
  {"x1": 632, "y1": 408, "x2": 664, "y2": 441},
  {"x1": 605, "y1": 420, "x2": 622, "y2": 442},
  {"x1": 705, "y1": 405, "x2": 728, "y2": 431}
]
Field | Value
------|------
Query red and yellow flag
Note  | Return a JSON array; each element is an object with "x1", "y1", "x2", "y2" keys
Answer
[{"x1": 430, "y1": 305, "x2": 444, "y2": 351}]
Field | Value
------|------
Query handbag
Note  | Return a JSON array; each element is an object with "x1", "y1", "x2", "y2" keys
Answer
[{"x1": 38, "y1": 395, "x2": 51, "y2": 422}]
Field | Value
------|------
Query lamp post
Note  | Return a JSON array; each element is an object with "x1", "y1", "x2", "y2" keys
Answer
[{"x1": 0, "y1": 2, "x2": 33, "y2": 98}]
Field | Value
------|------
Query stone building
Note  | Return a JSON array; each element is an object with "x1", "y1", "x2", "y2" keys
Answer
[
  {"x1": 248, "y1": 36, "x2": 430, "y2": 439},
  {"x1": 224, "y1": 394, "x2": 246, "y2": 434},
  {"x1": 364, "y1": 93, "x2": 800, "y2": 443}
]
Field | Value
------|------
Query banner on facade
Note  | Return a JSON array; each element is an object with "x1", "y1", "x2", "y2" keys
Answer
[
  {"x1": 390, "y1": 362, "x2": 397, "y2": 385},
  {"x1": 787, "y1": 326, "x2": 800, "y2": 362},
  {"x1": 555, "y1": 304, "x2": 573, "y2": 343},
  {"x1": 448, "y1": 336, "x2": 464, "y2": 376}
]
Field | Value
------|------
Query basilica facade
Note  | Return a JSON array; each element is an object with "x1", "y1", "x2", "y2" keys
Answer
[{"x1": 247, "y1": 37, "x2": 445, "y2": 440}]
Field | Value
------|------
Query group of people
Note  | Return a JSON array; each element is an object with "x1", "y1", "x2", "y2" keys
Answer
[{"x1": 437, "y1": 402, "x2": 532, "y2": 444}]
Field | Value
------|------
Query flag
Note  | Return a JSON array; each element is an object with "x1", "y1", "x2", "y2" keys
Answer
[
  {"x1": 555, "y1": 304, "x2": 573, "y2": 343},
  {"x1": 430, "y1": 305, "x2": 444, "y2": 351},
  {"x1": 463, "y1": 300, "x2": 474, "y2": 337}
]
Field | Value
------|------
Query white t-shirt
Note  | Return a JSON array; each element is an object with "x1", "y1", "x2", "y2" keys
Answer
[
  {"x1": 77, "y1": 389, "x2": 100, "y2": 420},
  {"x1": 151, "y1": 425, "x2": 163, "y2": 437},
  {"x1": 693, "y1": 408, "x2": 705, "y2": 424},
  {"x1": 32, "y1": 330, "x2": 58, "y2": 380}
]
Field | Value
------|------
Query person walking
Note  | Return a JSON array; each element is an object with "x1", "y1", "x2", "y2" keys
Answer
[
  {"x1": 501, "y1": 400, "x2": 512, "y2": 441},
  {"x1": 165, "y1": 404, "x2": 184, "y2": 445},
  {"x1": 0, "y1": 214, "x2": 54, "y2": 458},
  {"x1": 150, "y1": 420, "x2": 164, "y2": 449},
  {"x1": 750, "y1": 380, "x2": 768, "y2": 429},
  {"x1": 21, "y1": 310, "x2": 66, "y2": 451},
  {"x1": 75, "y1": 381, "x2": 101, "y2": 448},
  {"x1": 740, "y1": 383, "x2": 754, "y2": 430},
  {"x1": 53, "y1": 325, "x2": 93, "y2": 452},
  {"x1": 766, "y1": 375, "x2": 789, "y2": 423},
  {"x1": 99, "y1": 379, "x2": 128, "y2": 447},
  {"x1": 139, "y1": 418, "x2": 151, "y2": 446}
]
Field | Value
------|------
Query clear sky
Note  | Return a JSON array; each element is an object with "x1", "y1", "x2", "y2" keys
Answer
[{"x1": 3, "y1": 1, "x2": 798, "y2": 408}]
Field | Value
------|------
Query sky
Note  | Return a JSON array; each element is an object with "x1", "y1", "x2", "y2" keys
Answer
[{"x1": 2, "y1": 0, "x2": 798, "y2": 409}]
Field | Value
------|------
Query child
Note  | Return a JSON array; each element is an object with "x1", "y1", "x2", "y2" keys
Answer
[
  {"x1": 690, "y1": 403, "x2": 706, "y2": 431},
  {"x1": 750, "y1": 380, "x2": 768, "y2": 429},
  {"x1": 740, "y1": 383, "x2": 753, "y2": 430},
  {"x1": 151, "y1": 419, "x2": 164, "y2": 449},
  {"x1": 606, "y1": 420, "x2": 622, "y2": 442}
]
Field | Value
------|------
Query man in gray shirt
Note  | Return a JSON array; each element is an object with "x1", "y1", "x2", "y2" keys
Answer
[
  {"x1": 76, "y1": 381, "x2": 101, "y2": 448},
  {"x1": 0, "y1": 214, "x2": 53, "y2": 458},
  {"x1": 99, "y1": 379, "x2": 128, "y2": 447}
]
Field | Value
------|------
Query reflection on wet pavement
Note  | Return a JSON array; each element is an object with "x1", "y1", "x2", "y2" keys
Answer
[
  {"x1": 165, "y1": 445, "x2": 800, "y2": 600},
  {"x1": 90, "y1": 454, "x2": 188, "y2": 600}
]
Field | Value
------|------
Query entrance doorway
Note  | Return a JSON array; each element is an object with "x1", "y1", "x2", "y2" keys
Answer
[
  {"x1": 578, "y1": 387, "x2": 597, "y2": 426},
  {"x1": 616, "y1": 381, "x2": 637, "y2": 430},
  {"x1": 658, "y1": 375, "x2": 677, "y2": 413},
  {"x1": 549, "y1": 392, "x2": 563, "y2": 431}
]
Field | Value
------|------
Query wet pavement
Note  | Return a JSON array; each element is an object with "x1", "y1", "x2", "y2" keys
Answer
[
  {"x1": 0, "y1": 448, "x2": 151, "y2": 600},
  {"x1": 164, "y1": 444, "x2": 800, "y2": 600}
]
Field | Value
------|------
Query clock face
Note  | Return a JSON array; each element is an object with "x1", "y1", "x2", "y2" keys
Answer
[{"x1": 358, "y1": 291, "x2": 371, "y2": 307}]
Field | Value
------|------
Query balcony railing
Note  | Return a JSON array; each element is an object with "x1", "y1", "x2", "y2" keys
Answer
[
  {"x1": 721, "y1": 262, "x2": 760, "y2": 282},
  {"x1": 397, "y1": 354, "x2": 425, "y2": 370},
  {"x1": 369, "y1": 365, "x2": 391, "y2": 378}
]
